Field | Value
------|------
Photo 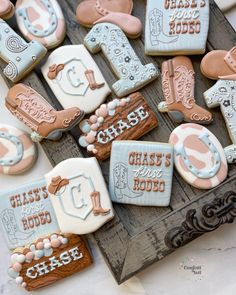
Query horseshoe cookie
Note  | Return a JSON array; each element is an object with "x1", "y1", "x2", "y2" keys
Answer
[
  {"x1": 169, "y1": 123, "x2": 228, "y2": 189},
  {"x1": 15, "y1": 0, "x2": 66, "y2": 49},
  {"x1": 0, "y1": 124, "x2": 37, "y2": 175}
]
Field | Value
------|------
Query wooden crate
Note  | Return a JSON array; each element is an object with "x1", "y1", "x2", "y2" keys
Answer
[{"x1": 1, "y1": 0, "x2": 236, "y2": 285}]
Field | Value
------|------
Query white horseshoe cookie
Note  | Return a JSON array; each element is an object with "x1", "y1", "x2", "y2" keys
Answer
[
  {"x1": 15, "y1": 0, "x2": 66, "y2": 49},
  {"x1": 41, "y1": 45, "x2": 111, "y2": 114},
  {"x1": 0, "y1": 124, "x2": 37, "y2": 175},
  {"x1": 169, "y1": 123, "x2": 228, "y2": 189}
]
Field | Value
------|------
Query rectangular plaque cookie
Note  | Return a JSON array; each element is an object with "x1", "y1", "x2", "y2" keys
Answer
[{"x1": 78, "y1": 92, "x2": 158, "y2": 161}]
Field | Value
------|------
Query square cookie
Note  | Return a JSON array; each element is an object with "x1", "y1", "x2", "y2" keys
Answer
[{"x1": 109, "y1": 141, "x2": 174, "y2": 206}]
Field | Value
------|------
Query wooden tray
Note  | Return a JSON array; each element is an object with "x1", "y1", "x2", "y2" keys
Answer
[{"x1": 1, "y1": 0, "x2": 236, "y2": 285}]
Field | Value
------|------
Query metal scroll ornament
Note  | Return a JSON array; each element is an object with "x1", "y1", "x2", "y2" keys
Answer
[{"x1": 165, "y1": 191, "x2": 236, "y2": 249}]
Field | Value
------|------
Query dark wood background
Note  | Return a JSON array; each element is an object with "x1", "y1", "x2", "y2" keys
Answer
[{"x1": 1, "y1": 0, "x2": 236, "y2": 285}]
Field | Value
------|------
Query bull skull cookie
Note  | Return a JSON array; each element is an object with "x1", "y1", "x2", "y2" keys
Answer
[
  {"x1": 84, "y1": 23, "x2": 159, "y2": 97},
  {"x1": 0, "y1": 19, "x2": 47, "y2": 82},
  {"x1": 5, "y1": 84, "x2": 84, "y2": 142},
  {"x1": 41, "y1": 45, "x2": 111, "y2": 114},
  {"x1": 158, "y1": 56, "x2": 213, "y2": 124},
  {"x1": 8, "y1": 234, "x2": 93, "y2": 291},
  {"x1": 78, "y1": 92, "x2": 159, "y2": 161},
  {"x1": 109, "y1": 141, "x2": 174, "y2": 207},
  {"x1": 0, "y1": 0, "x2": 15, "y2": 19},
  {"x1": 145, "y1": 0, "x2": 209, "y2": 55},
  {"x1": 169, "y1": 123, "x2": 228, "y2": 189},
  {"x1": 45, "y1": 158, "x2": 114, "y2": 235}
]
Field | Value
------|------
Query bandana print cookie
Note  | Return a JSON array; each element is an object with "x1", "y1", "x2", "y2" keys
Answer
[
  {"x1": 0, "y1": 0, "x2": 15, "y2": 19},
  {"x1": 8, "y1": 234, "x2": 93, "y2": 291},
  {"x1": 0, "y1": 124, "x2": 37, "y2": 175},
  {"x1": 45, "y1": 158, "x2": 114, "y2": 235},
  {"x1": 109, "y1": 141, "x2": 174, "y2": 206},
  {"x1": 15, "y1": 0, "x2": 66, "y2": 49},
  {"x1": 169, "y1": 123, "x2": 228, "y2": 189},
  {"x1": 41, "y1": 45, "x2": 111, "y2": 114},
  {"x1": 145, "y1": 0, "x2": 209, "y2": 55},
  {"x1": 84, "y1": 23, "x2": 159, "y2": 97}
]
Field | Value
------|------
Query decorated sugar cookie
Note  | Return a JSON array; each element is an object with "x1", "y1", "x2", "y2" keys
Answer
[
  {"x1": 158, "y1": 56, "x2": 212, "y2": 124},
  {"x1": 109, "y1": 141, "x2": 174, "y2": 206},
  {"x1": 204, "y1": 79, "x2": 236, "y2": 164},
  {"x1": 169, "y1": 123, "x2": 228, "y2": 189},
  {"x1": 8, "y1": 234, "x2": 92, "y2": 291},
  {"x1": 0, "y1": 0, "x2": 15, "y2": 19},
  {"x1": 0, "y1": 179, "x2": 59, "y2": 249},
  {"x1": 6, "y1": 84, "x2": 84, "y2": 142},
  {"x1": 41, "y1": 45, "x2": 111, "y2": 114},
  {"x1": 45, "y1": 158, "x2": 114, "y2": 235},
  {"x1": 0, "y1": 19, "x2": 47, "y2": 82},
  {"x1": 84, "y1": 23, "x2": 159, "y2": 97},
  {"x1": 78, "y1": 92, "x2": 158, "y2": 161},
  {"x1": 15, "y1": 0, "x2": 66, "y2": 49},
  {"x1": 0, "y1": 124, "x2": 37, "y2": 175},
  {"x1": 145, "y1": 0, "x2": 209, "y2": 55}
]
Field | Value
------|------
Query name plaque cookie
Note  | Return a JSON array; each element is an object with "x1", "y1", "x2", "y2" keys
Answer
[
  {"x1": 109, "y1": 141, "x2": 174, "y2": 206},
  {"x1": 145, "y1": 0, "x2": 209, "y2": 55},
  {"x1": 78, "y1": 92, "x2": 159, "y2": 161},
  {"x1": 0, "y1": 179, "x2": 59, "y2": 249}
]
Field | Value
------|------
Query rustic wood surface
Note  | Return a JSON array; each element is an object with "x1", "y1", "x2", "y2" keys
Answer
[{"x1": 1, "y1": 0, "x2": 236, "y2": 285}]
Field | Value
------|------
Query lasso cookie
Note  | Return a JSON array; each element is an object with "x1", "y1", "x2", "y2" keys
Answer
[
  {"x1": 204, "y1": 79, "x2": 236, "y2": 164},
  {"x1": 0, "y1": 19, "x2": 47, "y2": 82},
  {"x1": 0, "y1": 124, "x2": 37, "y2": 175},
  {"x1": 0, "y1": 179, "x2": 59, "y2": 249},
  {"x1": 158, "y1": 56, "x2": 212, "y2": 124},
  {"x1": 145, "y1": 0, "x2": 209, "y2": 55},
  {"x1": 84, "y1": 23, "x2": 159, "y2": 97},
  {"x1": 6, "y1": 84, "x2": 84, "y2": 142},
  {"x1": 45, "y1": 158, "x2": 114, "y2": 235},
  {"x1": 78, "y1": 92, "x2": 158, "y2": 161},
  {"x1": 0, "y1": 0, "x2": 15, "y2": 19},
  {"x1": 15, "y1": 0, "x2": 66, "y2": 49},
  {"x1": 169, "y1": 123, "x2": 228, "y2": 189},
  {"x1": 41, "y1": 45, "x2": 111, "y2": 114},
  {"x1": 8, "y1": 234, "x2": 92, "y2": 291},
  {"x1": 109, "y1": 141, "x2": 174, "y2": 206}
]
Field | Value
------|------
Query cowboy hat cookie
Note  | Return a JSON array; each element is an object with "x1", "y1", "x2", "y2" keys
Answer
[
  {"x1": 0, "y1": 179, "x2": 59, "y2": 249},
  {"x1": 6, "y1": 84, "x2": 84, "y2": 142},
  {"x1": 204, "y1": 79, "x2": 236, "y2": 164},
  {"x1": 45, "y1": 158, "x2": 114, "y2": 235},
  {"x1": 169, "y1": 123, "x2": 228, "y2": 189},
  {"x1": 8, "y1": 234, "x2": 93, "y2": 291},
  {"x1": 109, "y1": 141, "x2": 174, "y2": 206},
  {"x1": 41, "y1": 45, "x2": 111, "y2": 114},
  {"x1": 78, "y1": 93, "x2": 158, "y2": 161},
  {"x1": 201, "y1": 47, "x2": 236, "y2": 80},
  {"x1": 158, "y1": 56, "x2": 213, "y2": 124},
  {"x1": 15, "y1": 0, "x2": 66, "y2": 49},
  {"x1": 0, "y1": 19, "x2": 47, "y2": 82},
  {"x1": 84, "y1": 23, "x2": 159, "y2": 97},
  {"x1": 0, "y1": 0, "x2": 15, "y2": 19},
  {"x1": 0, "y1": 124, "x2": 37, "y2": 175},
  {"x1": 145, "y1": 0, "x2": 209, "y2": 55}
]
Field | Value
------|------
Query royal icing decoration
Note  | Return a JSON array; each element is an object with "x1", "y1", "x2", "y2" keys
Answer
[
  {"x1": 8, "y1": 234, "x2": 93, "y2": 291},
  {"x1": 204, "y1": 79, "x2": 236, "y2": 164},
  {"x1": 145, "y1": 0, "x2": 209, "y2": 55},
  {"x1": 0, "y1": 124, "x2": 37, "y2": 175},
  {"x1": 0, "y1": 179, "x2": 59, "y2": 249},
  {"x1": 41, "y1": 45, "x2": 111, "y2": 114},
  {"x1": 109, "y1": 141, "x2": 174, "y2": 206},
  {"x1": 15, "y1": 0, "x2": 66, "y2": 49},
  {"x1": 158, "y1": 56, "x2": 212, "y2": 124},
  {"x1": 6, "y1": 84, "x2": 84, "y2": 142},
  {"x1": 45, "y1": 158, "x2": 114, "y2": 235},
  {"x1": 78, "y1": 92, "x2": 158, "y2": 161},
  {"x1": 169, "y1": 123, "x2": 228, "y2": 189},
  {"x1": 0, "y1": 19, "x2": 47, "y2": 82},
  {"x1": 84, "y1": 23, "x2": 159, "y2": 97}
]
